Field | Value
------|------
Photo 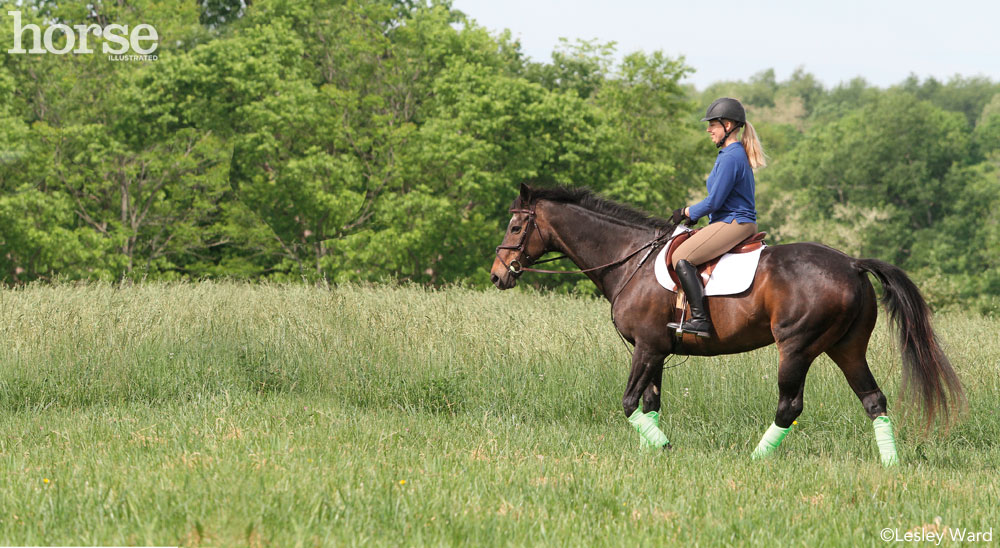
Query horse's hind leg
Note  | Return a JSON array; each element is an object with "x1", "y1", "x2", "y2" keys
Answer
[
  {"x1": 827, "y1": 345, "x2": 887, "y2": 420},
  {"x1": 751, "y1": 342, "x2": 816, "y2": 459},
  {"x1": 827, "y1": 320, "x2": 899, "y2": 466}
]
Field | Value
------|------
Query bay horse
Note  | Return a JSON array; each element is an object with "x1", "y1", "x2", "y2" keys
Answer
[{"x1": 490, "y1": 184, "x2": 964, "y2": 464}]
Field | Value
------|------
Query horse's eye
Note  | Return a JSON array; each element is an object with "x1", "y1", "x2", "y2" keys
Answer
[{"x1": 511, "y1": 226, "x2": 522, "y2": 234}]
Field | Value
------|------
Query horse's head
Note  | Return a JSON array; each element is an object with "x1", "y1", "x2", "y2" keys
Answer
[{"x1": 491, "y1": 183, "x2": 549, "y2": 289}]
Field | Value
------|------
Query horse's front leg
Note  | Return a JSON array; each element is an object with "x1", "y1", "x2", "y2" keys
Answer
[
  {"x1": 638, "y1": 361, "x2": 666, "y2": 448},
  {"x1": 641, "y1": 357, "x2": 664, "y2": 412},
  {"x1": 623, "y1": 344, "x2": 670, "y2": 450}
]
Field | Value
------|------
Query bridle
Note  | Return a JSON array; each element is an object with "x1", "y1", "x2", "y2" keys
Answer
[
  {"x1": 494, "y1": 203, "x2": 544, "y2": 276},
  {"x1": 494, "y1": 201, "x2": 677, "y2": 277},
  {"x1": 494, "y1": 199, "x2": 683, "y2": 356}
]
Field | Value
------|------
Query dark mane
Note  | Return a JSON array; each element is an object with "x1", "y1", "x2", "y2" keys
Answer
[{"x1": 518, "y1": 186, "x2": 674, "y2": 231}]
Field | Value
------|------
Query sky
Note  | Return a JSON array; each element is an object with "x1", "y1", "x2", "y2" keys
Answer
[{"x1": 449, "y1": 0, "x2": 1000, "y2": 90}]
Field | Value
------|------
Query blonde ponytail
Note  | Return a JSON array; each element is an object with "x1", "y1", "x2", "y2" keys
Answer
[{"x1": 741, "y1": 121, "x2": 767, "y2": 170}]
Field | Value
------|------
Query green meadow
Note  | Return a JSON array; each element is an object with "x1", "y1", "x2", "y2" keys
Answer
[{"x1": 0, "y1": 283, "x2": 997, "y2": 546}]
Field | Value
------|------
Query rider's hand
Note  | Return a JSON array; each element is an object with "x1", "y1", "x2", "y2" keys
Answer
[
  {"x1": 682, "y1": 207, "x2": 697, "y2": 227},
  {"x1": 669, "y1": 208, "x2": 688, "y2": 225}
]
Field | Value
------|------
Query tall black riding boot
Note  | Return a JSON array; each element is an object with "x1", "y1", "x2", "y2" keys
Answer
[{"x1": 668, "y1": 259, "x2": 713, "y2": 337}]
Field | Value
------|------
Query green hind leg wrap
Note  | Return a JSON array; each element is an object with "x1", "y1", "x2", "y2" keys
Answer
[
  {"x1": 751, "y1": 422, "x2": 791, "y2": 459},
  {"x1": 873, "y1": 416, "x2": 899, "y2": 467},
  {"x1": 628, "y1": 408, "x2": 669, "y2": 449}
]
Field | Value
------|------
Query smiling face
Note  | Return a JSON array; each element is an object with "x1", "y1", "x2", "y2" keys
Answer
[{"x1": 706, "y1": 119, "x2": 729, "y2": 146}]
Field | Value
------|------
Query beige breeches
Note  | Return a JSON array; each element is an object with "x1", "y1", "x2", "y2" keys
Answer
[{"x1": 671, "y1": 219, "x2": 758, "y2": 268}]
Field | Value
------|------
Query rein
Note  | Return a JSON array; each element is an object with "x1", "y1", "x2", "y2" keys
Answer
[
  {"x1": 495, "y1": 203, "x2": 680, "y2": 356},
  {"x1": 495, "y1": 205, "x2": 676, "y2": 277}
]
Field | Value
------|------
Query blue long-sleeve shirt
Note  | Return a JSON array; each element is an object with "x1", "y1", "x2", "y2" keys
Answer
[{"x1": 687, "y1": 142, "x2": 757, "y2": 224}]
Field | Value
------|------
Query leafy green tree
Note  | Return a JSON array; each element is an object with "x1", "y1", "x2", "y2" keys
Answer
[
  {"x1": 524, "y1": 38, "x2": 616, "y2": 100},
  {"x1": 334, "y1": 57, "x2": 608, "y2": 285},
  {"x1": 199, "y1": 0, "x2": 249, "y2": 28},
  {"x1": 782, "y1": 67, "x2": 826, "y2": 117},
  {"x1": 0, "y1": 0, "x2": 995, "y2": 312},
  {"x1": 898, "y1": 74, "x2": 1000, "y2": 127},
  {"x1": 760, "y1": 92, "x2": 970, "y2": 264},
  {"x1": 701, "y1": 69, "x2": 779, "y2": 109},
  {"x1": 593, "y1": 50, "x2": 704, "y2": 209},
  {"x1": 224, "y1": 1, "x2": 427, "y2": 279},
  {"x1": 809, "y1": 77, "x2": 880, "y2": 123},
  {"x1": 905, "y1": 159, "x2": 1000, "y2": 311},
  {"x1": 973, "y1": 94, "x2": 1000, "y2": 159},
  {"x1": 49, "y1": 125, "x2": 231, "y2": 276},
  {"x1": 0, "y1": 185, "x2": 108, "y2": 282},
  {"x1": 0, "y1": 67, "x2": 105, "y2": 281}
]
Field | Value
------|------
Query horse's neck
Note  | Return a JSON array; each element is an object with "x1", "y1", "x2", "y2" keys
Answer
[{"x1": 543, "y1": 203, "x2": 653, "y2": 298}]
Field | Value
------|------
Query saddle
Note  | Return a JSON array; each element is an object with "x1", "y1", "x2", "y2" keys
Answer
[{"x1": 665, "y1": 229, "x2": 767, "y2": 288}]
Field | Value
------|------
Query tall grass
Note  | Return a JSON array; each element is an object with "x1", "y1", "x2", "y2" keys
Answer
[{"x1": 0, "y1": 282, "x2": 997, "y2": 546}]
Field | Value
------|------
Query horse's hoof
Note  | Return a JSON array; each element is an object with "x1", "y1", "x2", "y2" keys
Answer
[{"x1": 663, "y1": 443, "x2": 673, "y2": 451}]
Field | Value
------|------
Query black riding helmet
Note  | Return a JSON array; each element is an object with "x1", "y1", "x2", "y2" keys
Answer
[{"x1": 702, "y1": 97, "x2": 746, "y2": 148}]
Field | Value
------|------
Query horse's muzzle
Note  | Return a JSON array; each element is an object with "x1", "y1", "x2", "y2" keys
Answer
[{"x1": 490, "y1": 268, "x2": 517, "y2": 290}]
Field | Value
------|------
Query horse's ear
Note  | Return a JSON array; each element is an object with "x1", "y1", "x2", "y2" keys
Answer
[{"x1": 519, "y1": 182, "x2": 533, "y2": 202}]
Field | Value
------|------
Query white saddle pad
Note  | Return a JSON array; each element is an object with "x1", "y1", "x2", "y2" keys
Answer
[{"x1": 654, "y1": 227, "x2": 766, "y2": 296}]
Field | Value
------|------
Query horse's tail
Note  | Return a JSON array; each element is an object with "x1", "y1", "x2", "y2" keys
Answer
[{"x1": 856, "y1": 258, "x2": 966, "y2": 429}]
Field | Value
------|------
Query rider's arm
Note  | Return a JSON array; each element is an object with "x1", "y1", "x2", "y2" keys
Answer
[{"x1": 687, "y1": 154, "x2": 739, "y2": 223}]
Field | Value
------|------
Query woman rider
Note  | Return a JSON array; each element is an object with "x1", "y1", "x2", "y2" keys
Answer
[{"x1": 667, "y1": 97, "x2": 766, "y2": 337}]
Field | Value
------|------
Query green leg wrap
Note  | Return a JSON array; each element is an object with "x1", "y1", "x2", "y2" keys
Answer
[
  {"x1": 873, "y1": 415, "x2": 899, "y2": 467},
  {"x1": 638, "y1": 410, "x2": 660, "y2": 448},
  {"x1": 751, "y1": 422, "x2": 791, "y2": 459},
  {"x1": 628, "y1": 408, "x2": 669, "y2": 449}
]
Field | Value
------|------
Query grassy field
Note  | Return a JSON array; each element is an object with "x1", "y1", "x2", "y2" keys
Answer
[{"x1": 0, "y1": 282, "x2": 997, "y2": 547}]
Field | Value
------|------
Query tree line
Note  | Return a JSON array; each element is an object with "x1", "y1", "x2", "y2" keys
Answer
[{"x1": 1, "y1": 0, "x2": 997, "y2": 313}]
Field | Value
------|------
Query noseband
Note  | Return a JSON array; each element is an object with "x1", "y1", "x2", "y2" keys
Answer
[
  {"x1": 495, "y1": 202, "x2": 677, "y2": 276},
  {"x1": 494, "y1": 204, "x2": 541, "y2": 275},
  {"x1": 494, "y1": 201, "x2": 680, "y2": 356}
]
